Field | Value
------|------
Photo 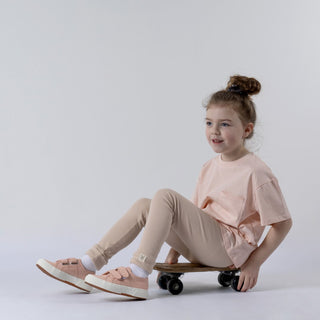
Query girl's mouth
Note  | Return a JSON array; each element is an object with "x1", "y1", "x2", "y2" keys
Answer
[{"x1": 212, "y1": 139, "x2": 223, "y2": 144}]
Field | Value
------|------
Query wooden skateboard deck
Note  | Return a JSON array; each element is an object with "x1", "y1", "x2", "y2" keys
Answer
[{"x1": 154, "y1": 262, "x2": 239, "y2": 273}]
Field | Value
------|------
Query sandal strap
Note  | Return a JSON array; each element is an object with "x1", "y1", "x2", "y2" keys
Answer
[
  {"x1": 109, "y1": 267, "x2": 130, "y2": 279},
  {"x1": 57, "y1": 258, "x2": 79, "y2": 265}
]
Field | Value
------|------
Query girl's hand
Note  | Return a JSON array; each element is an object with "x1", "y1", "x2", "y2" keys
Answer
[
  {"x1": 165, "y1": 248, "x2": 181, "y2": 264},
  {"x1": 237, "y1": 218, "x2": 293, "y2": 292},
  {"x1": 238, "y1": 258, "x2": 260, "y2": 292}
]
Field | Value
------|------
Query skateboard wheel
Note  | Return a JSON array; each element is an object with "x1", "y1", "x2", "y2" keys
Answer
[
  {"x1": 217, "y1": 272, "x2": 233, "y2": 287},
  {"x1": 158, "y1": 274, "x2": 171, "y2": 290},
  {"x1": 231, "y1": 276, "x2": 243, "y2": 292},
  {"x1": 167, "y1": 278, "x2": 183, "y2": 295}
]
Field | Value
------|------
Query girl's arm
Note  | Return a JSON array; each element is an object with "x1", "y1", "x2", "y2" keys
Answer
[{"x1": 238, "y1": 218, "x2": 293, "y2": 292}]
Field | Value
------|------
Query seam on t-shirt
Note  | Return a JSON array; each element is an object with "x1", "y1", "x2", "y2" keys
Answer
[
  {"x1": 255, "y1": 177, "x2": 275, "y2": 191},
  {"x1": 252, "y1": 177, "x2": 274, "y2": 213}
]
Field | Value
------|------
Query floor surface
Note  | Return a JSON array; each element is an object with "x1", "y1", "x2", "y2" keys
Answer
[{"x1": 2, "y1": 234, "x2": 319, "y2": 320}]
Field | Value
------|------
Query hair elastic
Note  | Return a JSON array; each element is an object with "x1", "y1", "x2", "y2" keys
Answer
[{"x1": 227, "y1": 84, "x2": 248, "y2": 96}]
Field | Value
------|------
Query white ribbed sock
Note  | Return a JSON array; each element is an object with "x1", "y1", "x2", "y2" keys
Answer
[
  {"x1": 129, "y1": 263, "x2": 149, "y2": 278},
  {"x1": 81, "y1": 255, "x2": 97, "y2": 272}
]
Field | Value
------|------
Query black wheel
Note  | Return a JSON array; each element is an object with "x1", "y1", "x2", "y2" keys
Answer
[
  {"x1": 218, "y1": 272, "x2": 233, "y2": 287},
  {"x1": 157, "y1": 273, "x2": 171, "y2": 290},
  {"x1": 167, "y1": 278, "x2": 183, "y2": 295},
  {"x1": 231, "y1": 276, "x2": 243, "y2": 292}
]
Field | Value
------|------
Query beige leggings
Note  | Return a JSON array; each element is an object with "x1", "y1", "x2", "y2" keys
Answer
[{"x1": 86, "y1": 188, "x2": 233, "y2": 274}]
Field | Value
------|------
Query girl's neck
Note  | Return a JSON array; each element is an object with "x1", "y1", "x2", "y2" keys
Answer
[{"x1": 220, "y1": 149, "x2": 250, "y2": 162}]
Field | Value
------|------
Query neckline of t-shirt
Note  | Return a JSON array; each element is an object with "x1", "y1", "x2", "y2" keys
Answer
[{"x1": 218, "y1": 152, "x2": 254, "y2": 166}]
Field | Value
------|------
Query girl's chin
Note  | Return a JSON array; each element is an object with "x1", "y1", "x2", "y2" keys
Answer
[{"x1": 211, "y1": 144, "x2": 225, "y2": 151}]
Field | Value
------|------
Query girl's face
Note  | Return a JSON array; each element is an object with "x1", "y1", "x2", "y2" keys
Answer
[{"x1": 205, "y1": 104, "x2": 253, "y2": 161}]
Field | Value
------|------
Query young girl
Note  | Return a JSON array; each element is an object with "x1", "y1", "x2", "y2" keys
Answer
[{"x1": 36, "y1": 75, "x2": 292, "y2": 300}]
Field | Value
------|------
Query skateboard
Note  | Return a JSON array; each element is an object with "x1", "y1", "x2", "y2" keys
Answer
[{"x1": 153, "y1": 263, "x2": 241, "y2": 295}]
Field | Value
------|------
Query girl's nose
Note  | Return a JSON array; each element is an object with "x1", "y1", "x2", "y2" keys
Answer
[{"x1": 212, "y1": 125, "x2": 220, "y2": 135}]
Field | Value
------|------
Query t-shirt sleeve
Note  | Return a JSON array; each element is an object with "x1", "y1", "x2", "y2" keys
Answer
[{"x1": 254, "y1": 177, "x2": 292, "y2": 226}]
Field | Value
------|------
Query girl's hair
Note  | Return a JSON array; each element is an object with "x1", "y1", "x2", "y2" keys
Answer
[{"x1": 204, "y1": 75, "x2": 261, "y2": 140}]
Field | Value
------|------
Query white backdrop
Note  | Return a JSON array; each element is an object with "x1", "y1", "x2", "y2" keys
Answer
[
  {"x1": 0, "y1": 1, "x2": 319, "y2": 318},
  {"x1": 1, "y1": 0, "x2": 319, "y2": 250}
]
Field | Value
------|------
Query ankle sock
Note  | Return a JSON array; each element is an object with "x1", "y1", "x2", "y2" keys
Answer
[
  {"x1": 81, "y1": 255, "x2": 149, "y2": 277},
  {"x1": 129, "y1": 263, "x2": 149, "y2": 278},
  {"x1": 81, "y1": 255, "x2": 97, "y2": 272}
]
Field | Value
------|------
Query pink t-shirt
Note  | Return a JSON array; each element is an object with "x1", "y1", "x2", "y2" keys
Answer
[{"x1": 191, "y1": 152, "x2": 291, "y2": 268}]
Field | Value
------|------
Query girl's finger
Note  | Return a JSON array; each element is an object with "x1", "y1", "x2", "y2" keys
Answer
[
  {"x1": 238, "y1": 274, "x2": 245, "y2": 291},
  {"x1": 241, "y1": 276, "x2": 250, "y2": 292}
]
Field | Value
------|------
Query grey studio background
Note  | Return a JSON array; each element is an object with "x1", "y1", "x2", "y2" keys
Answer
[{"x1": 0, "y1": 0, "x2": 319, "y2": 319}]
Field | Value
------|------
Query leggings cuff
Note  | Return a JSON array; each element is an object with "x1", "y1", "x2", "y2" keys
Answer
[
  {"x1": 86, "y1": 244, "x2": 109, "y2": 271},
  {"x1": 130, "y1": 252, "x2": 156, "y2": 274}
]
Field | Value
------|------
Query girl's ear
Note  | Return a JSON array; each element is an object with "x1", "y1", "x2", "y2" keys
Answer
[{"x1": 244, "y1": 122, "x2": 254, "y2": 138}]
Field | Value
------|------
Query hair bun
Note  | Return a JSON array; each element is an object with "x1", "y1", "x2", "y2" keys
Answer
[{"x1": 226, "y1": 75, "x2": 261, "y2": 96}]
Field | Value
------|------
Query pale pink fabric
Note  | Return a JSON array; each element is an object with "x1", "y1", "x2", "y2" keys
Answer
[{"x1": 191, "y1": 152, "x2": 292, "y2": 268}]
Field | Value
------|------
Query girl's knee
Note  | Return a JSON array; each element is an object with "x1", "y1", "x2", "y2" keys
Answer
[
  {"x1": 154, "y1": 188, "x2": 176, "y2": 200},
  {"x1": 136, "y1": 198, "x2": 151, "y2": 210},
  {"x1": 152, "y1": 189, "x2": 181, "y2": 214}
]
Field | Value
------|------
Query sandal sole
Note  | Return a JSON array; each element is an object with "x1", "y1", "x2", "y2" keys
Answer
[{"x1": 85, "y1": 274, "x2": 148, "y2": 300}]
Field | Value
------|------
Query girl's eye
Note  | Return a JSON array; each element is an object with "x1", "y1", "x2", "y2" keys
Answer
[{"x1": 205, "y1": 121, "x2": 230, "y2": 127}]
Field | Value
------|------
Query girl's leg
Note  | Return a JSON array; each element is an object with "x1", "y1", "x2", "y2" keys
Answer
[
  {"x1": 130, "y1": 188, "x2": 233, "y2": 274},
  {"x1": 86, "y1": 197, "x2": 151, "y2": 270},
  {"x1": 86, "y1": 192, "x2": 218, "y2": 271},
  {"x1": 85, "y1": 195, "x2": 201, "y2": 271},
  {"x1": 164, "y1": 228, "x2": 201, "y2": 263},
  {"x1": 36, "y1": 198, "x2": 152, "y2": 293},
  {"x1": 84, "y1": 188, "x2": 232, "y2": 299}
]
